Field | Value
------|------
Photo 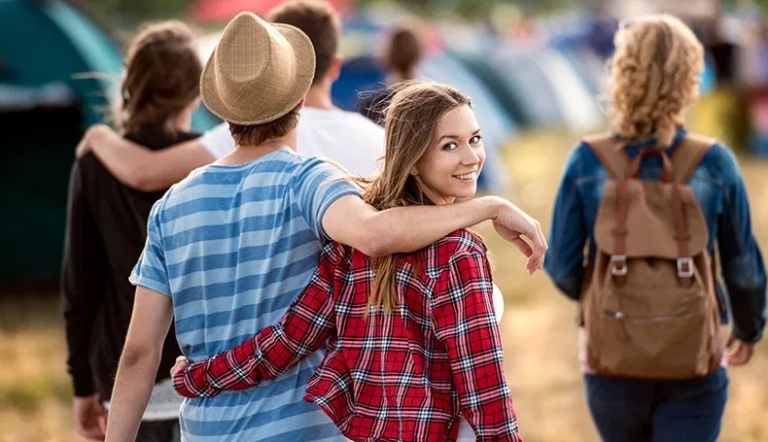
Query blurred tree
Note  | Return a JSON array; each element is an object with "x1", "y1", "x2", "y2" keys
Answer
[{"x1": 82, "y1": 0, "x2": 196, "y2": 23}]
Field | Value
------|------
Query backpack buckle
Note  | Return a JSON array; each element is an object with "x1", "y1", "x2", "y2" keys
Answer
[
  {"x1": 677, "y1": 257, "x2": 694, "y2": 278},
  {"x1": 610, "y1": 255, "x2": 627, "y2": 276}
]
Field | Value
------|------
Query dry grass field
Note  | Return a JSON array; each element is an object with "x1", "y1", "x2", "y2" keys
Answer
[{"x1": 1, "y1": 127, "x2": 767, "y2": 442}]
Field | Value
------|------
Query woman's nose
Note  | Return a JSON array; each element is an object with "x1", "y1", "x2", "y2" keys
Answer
[{"x1": 461, "y1": 144, "x2": 481, "y2": 165}]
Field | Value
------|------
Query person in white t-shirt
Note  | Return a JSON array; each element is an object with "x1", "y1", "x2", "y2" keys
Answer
[{"x1": 77, "y1": 0, "x2": 384, "y2": 188}]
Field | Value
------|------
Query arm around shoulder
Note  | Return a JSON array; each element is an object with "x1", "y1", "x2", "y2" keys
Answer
[
  {"x1": 323, "y1": 193, "x2": 545, "y2": 265},
  {"x1": 83, "y1": 124, "x2": 214, "y2": 191}
]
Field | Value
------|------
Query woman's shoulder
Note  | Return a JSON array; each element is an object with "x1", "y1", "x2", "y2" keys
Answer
[
  {"x1": 124, "y1": 127, "x2": 201, "y2": 150},
  {"x1": 430, "y1": 229, "x2": 487, "y2": 258},
  {"x1": 682, "y1": 135, "x2": 743, "y2": 184},
  {"x1": 323, "y1": 241, "x2": 356, "y2": 261}
]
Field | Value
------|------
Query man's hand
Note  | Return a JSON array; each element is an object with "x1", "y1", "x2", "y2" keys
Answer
[
  {"x1": 171, "y1": 355, "x2": 191, "y2": 377},
  {"x1": 727, "y1": 335, "x2": 755, "y2": 366},
  {"x1": 76, "y1": 124, "x2": 114, "y2": 158},
  {"x1": 489, "y1": 197, "x2": 547, "y2": 275},
  {"x1": 74, "y1": 394, "x2": 107, "y2": 440}
]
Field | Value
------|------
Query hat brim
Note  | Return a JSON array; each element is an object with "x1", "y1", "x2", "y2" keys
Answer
[{"x1": 200, "y1": 23, "x2": 316, "y2": 125}]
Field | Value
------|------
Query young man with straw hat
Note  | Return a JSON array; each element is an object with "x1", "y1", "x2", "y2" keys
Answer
[{"x1": 103, "y1": 12, "x2": 545, "y2": 442}]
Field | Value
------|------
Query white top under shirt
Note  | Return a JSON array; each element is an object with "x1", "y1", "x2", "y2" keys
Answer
[{"x1": 199, "y1": 107, "x2": 386, "y2": 178}]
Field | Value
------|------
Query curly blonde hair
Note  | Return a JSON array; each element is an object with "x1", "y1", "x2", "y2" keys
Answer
[{"x1": 609, "y1": 14, "x2": 704, "y2": 147}]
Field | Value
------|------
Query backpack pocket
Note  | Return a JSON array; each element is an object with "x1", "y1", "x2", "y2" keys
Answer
[{"x1": 586, "y1": 284, "x2": 718, "y2": 379}]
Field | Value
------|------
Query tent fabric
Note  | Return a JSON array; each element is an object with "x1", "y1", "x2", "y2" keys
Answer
[
  {"x1": 0, "y1": 0, "x2": 121, "y2": 126},
  {"x1": 451, "y1": 51, "x2": 530, "y2": 126},
  {"x1": 1, "y1": 0, "x2": 217, "y2": 283},
  {"x1": 535, "y1": 50, "x2": 603, "y2": 132},
  {"x1": 492, "y1": 51, "x2": 566, "y2": 127}
]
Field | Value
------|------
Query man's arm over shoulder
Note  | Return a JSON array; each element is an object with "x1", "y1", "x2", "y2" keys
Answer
[{"x1": 323, "y1": 191, "x2": 546, "y2": 272}]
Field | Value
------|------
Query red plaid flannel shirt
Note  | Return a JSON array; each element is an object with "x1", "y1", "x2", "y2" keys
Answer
[{"x1": 173, "y1": 230, "x2": 522, "y2": 442}]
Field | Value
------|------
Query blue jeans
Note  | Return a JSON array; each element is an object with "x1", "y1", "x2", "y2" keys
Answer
[{"x1": 584, "y1": 368, "x2": 728, "y2": 442}]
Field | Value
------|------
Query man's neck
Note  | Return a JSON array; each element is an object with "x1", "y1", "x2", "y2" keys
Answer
[
  {"x1": 303, "y1": 82, "x2": 338, "y2": 112},
  {"x1": 217, "y1": 131, "x2": 297, "y2": 165}
]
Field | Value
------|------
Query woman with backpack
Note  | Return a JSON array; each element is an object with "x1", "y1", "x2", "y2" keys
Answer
[{"x1": 545, "y1": 14, "x2": 766, "y2": 442}]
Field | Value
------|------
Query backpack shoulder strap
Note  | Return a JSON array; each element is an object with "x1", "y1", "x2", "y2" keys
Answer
[
  {"x1": 671, "y1": 134, "x2": 716, "y2": 184},
  {"x1": 582, "y1": 133, "x2": 628, "y2": 179}
]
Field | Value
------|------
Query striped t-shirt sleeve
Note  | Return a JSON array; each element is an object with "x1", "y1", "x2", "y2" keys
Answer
[
  {"x1": 129, "y1": 200, "x2": 171, "y2": 296},
  {"x1": 293, "y1": 157, "x2": 361, "y2": 241}
]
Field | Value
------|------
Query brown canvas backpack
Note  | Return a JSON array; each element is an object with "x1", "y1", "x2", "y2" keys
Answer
[{"x1": 581, "y1": 133, "x2": 724, "y2": 380}]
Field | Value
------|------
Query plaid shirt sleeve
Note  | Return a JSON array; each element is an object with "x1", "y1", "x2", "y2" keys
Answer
[
  {"x1": 431, "y1": 249, "x2": 523, "y2": 442},
  {"x1": 173, "y1": 244, "x2": 340, "y2": 398}
]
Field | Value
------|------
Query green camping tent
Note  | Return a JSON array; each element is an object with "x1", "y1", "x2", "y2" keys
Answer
[
  {"x1": 0, "y1": 0, "x2": 216, "y2": 287},
  {"x1": 1, "y1": 0, "x2": 125, "y2": 287}
]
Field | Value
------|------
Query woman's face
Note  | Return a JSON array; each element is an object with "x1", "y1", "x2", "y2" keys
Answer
[{"x1": 412, "y1": 105, "x2": 485, "y2": 205}]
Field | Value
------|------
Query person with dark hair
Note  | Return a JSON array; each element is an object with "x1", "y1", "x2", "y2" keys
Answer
[
  {"x1": 357, "y1": 25, "x2": 424, "y2": 125},
  {"x1": 76, "y1": 0, "x2": 385, "y2": 186},
  {"x1": 101, "y1": 13, "x2": 545, "y2": 442},
  {"x1": 61, "y1": 20, "x2": 202, "y2": 442}
]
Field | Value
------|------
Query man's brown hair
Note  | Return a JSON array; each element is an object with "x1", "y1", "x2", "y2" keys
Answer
[
  {"x1": 228, "y1": 105, "x2": 301, "y2": 147},
  {"x1": 267, "y1": 0, "x2": 341, "y2": 85}
]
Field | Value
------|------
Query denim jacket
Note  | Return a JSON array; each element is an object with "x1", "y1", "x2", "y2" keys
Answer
[{"x1": 544, "y1": 128, "x2": 767, "y2": 344}]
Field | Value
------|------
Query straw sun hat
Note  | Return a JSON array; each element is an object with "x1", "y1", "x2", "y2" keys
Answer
[{"x1": 200, "y1": 12, "x2": 316, "y2": 125}]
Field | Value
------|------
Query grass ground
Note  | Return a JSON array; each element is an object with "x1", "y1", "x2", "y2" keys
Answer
[{"x1": 1, "y1": 128, "x2": 767, "y2": 442}]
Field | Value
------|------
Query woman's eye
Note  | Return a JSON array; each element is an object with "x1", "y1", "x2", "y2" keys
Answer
[
  {"x1": 470, "y1": 135, "x2": 483, "y2": 145},
  {"x1": 442, "y1": 142, "x2": 458, "y2": 151}
]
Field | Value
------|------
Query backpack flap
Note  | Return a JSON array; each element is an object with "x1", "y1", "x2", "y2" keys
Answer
[{"x1": 593, "y1": 181, "x2": 709, "y2": 260}]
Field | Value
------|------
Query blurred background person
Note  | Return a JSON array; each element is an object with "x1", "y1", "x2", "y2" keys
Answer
[
  {"x1": 356, "y1": 24, "x2": 423, "y2": 125},
  {"x1": 61, "y1": 21, "x2": 202, "y2": 442}
]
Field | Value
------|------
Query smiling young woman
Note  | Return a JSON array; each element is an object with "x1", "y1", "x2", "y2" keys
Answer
[{"x1": 170, "y1": 81, "x2": 525, "y2": 442}]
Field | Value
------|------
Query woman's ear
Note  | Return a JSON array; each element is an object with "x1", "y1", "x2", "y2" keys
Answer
[{"x1": 409, "y1": 166, "x2": 419, "y2": 176}]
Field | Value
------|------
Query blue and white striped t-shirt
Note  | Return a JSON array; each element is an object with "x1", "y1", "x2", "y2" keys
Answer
[{"x1": 130, "y1": 148, "x2": 359, "y2": 442}]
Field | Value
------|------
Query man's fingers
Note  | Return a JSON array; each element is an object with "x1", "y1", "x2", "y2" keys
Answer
[
  {"x1": 527, "y1": 220, "x2": 548, "y2": 273},
  {"x1": 510, "y1": 237, "x2": 533, "y2": 258}
]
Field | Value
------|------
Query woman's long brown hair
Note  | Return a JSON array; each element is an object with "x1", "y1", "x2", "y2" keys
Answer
[
  {"x1": 360, "y1": 81, "x2": 471, "y2": 315},
  {"x1": 119, "y1": 21, "x2": 202, "y2": 134}
]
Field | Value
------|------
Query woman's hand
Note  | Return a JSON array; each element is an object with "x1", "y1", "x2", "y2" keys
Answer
[
  {"x1": 727, "y1": 335, "x2": 755, "y2": 366},
  {"x1": 171, "y1": 355, "x2": 192, "y2": 377}
]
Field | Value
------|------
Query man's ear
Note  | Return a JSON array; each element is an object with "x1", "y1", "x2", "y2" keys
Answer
[{"x1": 329, "y1": 55, "x2": 343, "y2": 82}]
